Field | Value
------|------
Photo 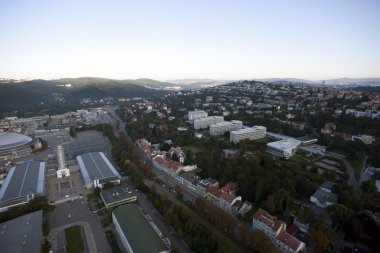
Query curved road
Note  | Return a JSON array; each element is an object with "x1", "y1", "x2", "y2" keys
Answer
[
  {"x1": 325, "y1": 154, "x2": 362, "y2": 200},
  {"x1": 50, "y1": 221, "x2": 97, "y2": 253}
]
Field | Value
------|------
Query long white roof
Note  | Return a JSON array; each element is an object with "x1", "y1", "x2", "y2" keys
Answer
[{"x1": 0, "y1": 132, "x2": 33, "y2": 151}]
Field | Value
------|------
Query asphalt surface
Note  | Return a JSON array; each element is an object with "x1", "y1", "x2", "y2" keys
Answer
[
  {"x1": 325, "y1": 154, "x2": 362, "y2": 200},
  {"x1": 48, "y1": 199, "x2": 112, "y2": 253}
]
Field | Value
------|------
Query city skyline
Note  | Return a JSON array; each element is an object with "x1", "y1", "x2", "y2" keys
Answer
[{"x1": 1, "y1": 0, "x2": 379, "y2": 80}]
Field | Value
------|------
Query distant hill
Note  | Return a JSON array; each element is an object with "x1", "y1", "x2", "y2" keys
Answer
[
  {"x1": 166, "y1": 79, "x2": 227, "y2": 89},
  {"x1": 257, "y1": 77, "x2": 380, "y2": 86},
  {"x1": 0, "y1": 77, "x2": 166, "y2": 114},
  {"x1": 121, "y1": 78, "x2": 177, "y2": 89}
]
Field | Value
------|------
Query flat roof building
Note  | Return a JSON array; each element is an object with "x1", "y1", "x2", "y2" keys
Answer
[
  {"x1": 193, "y1": 116, "x2": 224, "y2": 129},
  {"x1": 310, "y1": 182, "x2": 338, "y2": 208},
  {"x1": 0, "y1": 210, "x2": 42, "y2": 253},
  {"x1": 187, "y1": 110, "x2": 208, "y2": 122},
  {"x1": 230, "y1": 126, "x2": 266, "y2": 143},
  {"x1": 0, "y1": 161, "x2": 45, "y2": 210},
  {"x1": 76, "y1": 152, "x2": 120, "y2": 189},
  {"x1": 113, "y1": 204, "x2": 170, "y2": 253},
  {"x1": 267, "y1": 139, "x2": 301, "y2": 159},
  {"x1": 209, "y1": 120, "x2": 242, "y2": 136},
  {"x1": 100, "y1": 185, "x2": 137, "y2": 210}
]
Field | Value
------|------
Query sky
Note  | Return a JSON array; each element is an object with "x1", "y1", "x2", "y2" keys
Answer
[{"x1": 0, "y1": 0, "x2": 379, "y2": 81}]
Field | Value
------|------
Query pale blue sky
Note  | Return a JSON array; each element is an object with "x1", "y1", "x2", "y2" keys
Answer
[{"x1": 0, "y1": 0, "x2": 379, "y2": 80}]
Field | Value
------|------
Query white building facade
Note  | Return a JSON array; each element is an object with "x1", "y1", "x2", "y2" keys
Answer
[
  {"x1": 187, "y1": 110, "x2": 208, "y2": 122},
  {"x1": 230, "y1": 126, "x2": 266, "y2": 143},
  {"x1": 193, "y1": 116, "x2": 224, "y2": 129},
  {"x1": 266, "y1": 139, "x2": 301, "y2": 159},
  {"x1": 209, "y1": 120, "x2": 243, "y2": 136}
]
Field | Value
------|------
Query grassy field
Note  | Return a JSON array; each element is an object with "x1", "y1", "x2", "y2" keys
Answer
[{"x1": 65, "y1": 225, "x2": 84, "y2": 253}]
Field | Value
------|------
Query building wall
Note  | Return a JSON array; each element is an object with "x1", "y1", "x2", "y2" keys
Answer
[
  {"x1": 209, "y1": 121, "x2": 242, "y2": 136},
  {"x1": 230, "y1": 126, "x2": 266, "y2": 143}
]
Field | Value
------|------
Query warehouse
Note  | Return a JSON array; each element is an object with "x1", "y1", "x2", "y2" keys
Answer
[
  {"x1": 0, "y1": 210, "x2": 42, "y2": 253},
  {"x1": 0, "y1": 161, "x2": 45, "y2": 210},
  {"x1": 266, "y1": 139, "x2": 301, "y2": 159},
  {"x1": 76, "y1": 152, "x2": 120, "y2": 189},
  {"x1": 113, "y1": 204, "x2": 170, "y2": 253},
  {"x1": 100, "y1": 185, "x2": 137, "y2": 210}
]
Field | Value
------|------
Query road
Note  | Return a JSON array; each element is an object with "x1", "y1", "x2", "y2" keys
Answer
[
  {"x1": 325, "y1": 154, "x2": 362, "y2": 200},
  {"x1": 50, "y1": 221, "x2": 97, "y2": 253},
  {"x1": 134, "y1": 186, "x2": 191, "y2": 253},
  {"x1": 48, "y1": 199, "x2": 112, "y2": 253}
]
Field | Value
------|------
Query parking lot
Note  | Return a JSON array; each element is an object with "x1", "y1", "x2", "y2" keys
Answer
[{"x1": 63, "y1": 130, "x2": 112, "y2": 159}]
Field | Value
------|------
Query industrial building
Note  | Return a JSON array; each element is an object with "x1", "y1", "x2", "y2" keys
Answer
[
  {"x1": 76, "y1": 152, "x2": 120, "y2": 189},
  {"x1": 113, "y1": 204, "x2": 170, "y2": 253},
  {"x1": 266, "y1": 139, "x2": 301, "y2": 159},
  {"x1": 0, "y1": 132, "x2": 40, "y2": 161},
  {"x1": 193, "y1": 116, "x2": 224, "y2": 129},
  {"x1": 230, "y1": 126, "x2": 266, "y2": 143},
  {"x1": 100, "y1": 185, "x2": 137, "y2": 210},
  {"x1": 0, "y1": 161, "x2": 45, "y2": 210},
  {"x1": 187, "y1": 110, "x2": 208, "y2": 122},
  {"x1": 0, "y1": 210, "x2": 42, "y2": 253},
  {"x1": 209, "y1": 120, "x2": 243, "y2": 136}
]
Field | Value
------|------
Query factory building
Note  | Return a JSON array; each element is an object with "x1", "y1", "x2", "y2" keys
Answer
[
  {"x1": 113, "y1": 204, "x2": 170, "y2": 253},
  {"x1": 0, "y1": 210, "x2": 42, "y2": 253},
  {"x1": 0, "y1": 161, "x2": 45, "y2": 211},
  {"x1": 76, "y1": 152, "x2": 120, "y2": 189}
]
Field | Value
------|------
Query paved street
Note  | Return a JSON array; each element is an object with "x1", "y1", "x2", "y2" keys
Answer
[
  {"x1": 48, "y1": 199, "x2": 112, "y2": 253},
  {"x1": 134, "y1": 188, "x2": 191, "y2": 253},
  {"x1": 325, "y1": 154, "x2": 362, "y2": 199}
]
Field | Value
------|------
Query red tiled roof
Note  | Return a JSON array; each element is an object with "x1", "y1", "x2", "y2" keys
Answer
[
  {"x1": 220, "y1": 182, "x2": 236, "y2": 194},
  {"x1": 276, "y1": 231, "x2": 304, "y2": 251},
  {"x1": 153, "y1": 156, "x2": 179, "y2": 172},
  {"x1": 206, "y1": 186, "x2": 222, "y2": 198},
  {"x1": 254, "y1": 209, "x2": 284, "y2": 233},
  {"x1": 220, "y1": 192, "x2": 237, "y2": 203},
  {"x1": 286, "y1": 224, "x2": 299, "y2": 235}
]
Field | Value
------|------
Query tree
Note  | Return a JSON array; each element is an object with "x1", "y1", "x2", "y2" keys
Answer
[
  {"x1": 328, "y1": 204, "x2": 354, "y2": 226},
  {"x1": 361, "y1": 180, "x2": 377, "y2": 193},
  {"x1": 250, "y1": 229, "x2": 276, "y2": 253},
  {"x1": 93, "y1": 187, "x2": 101, "y2": 197},
  {"x1": 69, "y1": 127, "x2": 77, "y2": 137},
  {"x1": 174, "y1": 186, "x2": 183, "y2": 199},
  {"x1": 310, "y1": 228, "x2": 332, "y2": 253}
]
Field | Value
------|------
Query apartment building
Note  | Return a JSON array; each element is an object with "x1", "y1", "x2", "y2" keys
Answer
[
  {"x1": 252, "y1": 209, "x2": 286, "y2": 240},
  {"x1": 193, "y1": 116, "x2": 224, "y2": 129},
  {"x1": 187, "y1": 110, "x2": 208, "y2": 122},
  {"x1": 230, "y1": 126, "x2": 266, "y2": 143},
  {"x1": 209, "y1": 120, "x2": 243, "y2": 136}
]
